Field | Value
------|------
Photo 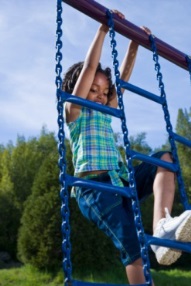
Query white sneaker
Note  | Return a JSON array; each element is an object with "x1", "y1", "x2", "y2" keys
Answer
[{"x1": 151, "y1": 208, "x2": 191, "y2": 265}]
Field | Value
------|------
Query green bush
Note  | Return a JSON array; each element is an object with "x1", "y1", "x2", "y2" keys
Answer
[{"x1": 17, "y1": 151, "x2": 62, "y2": 270}]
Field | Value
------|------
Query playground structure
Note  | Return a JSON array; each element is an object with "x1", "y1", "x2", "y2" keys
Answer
[{"x1": 55, "y1": 0, "x2": 191, "y2": 285}]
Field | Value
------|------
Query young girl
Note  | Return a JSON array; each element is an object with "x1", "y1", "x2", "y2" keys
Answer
[{"x1": 62, "y1": 10, "x2": 191, "y2": 285}]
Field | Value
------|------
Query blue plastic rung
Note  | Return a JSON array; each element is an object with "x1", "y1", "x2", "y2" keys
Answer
[
  {"x1": 146, "y1": 234, "x2": 191, "y2": 253},
  {"x1": 65, "y1": 174, "x2": 135, "y2": 199},
  {"x1": 120, "y1": 79, "x2": 165, "y2": 105},
  {"x1": 131, "y1": 150, "x2": 178, "y2": 172},
  {"x1": 57, "y1": 89, "x2": 123, "y2": 118},
  {"x1": 66, "y1": 280, "x2": 148, "y2": 286},
  {"x1": 173, "y1": 132, "x2": 191, "y2": 148}
]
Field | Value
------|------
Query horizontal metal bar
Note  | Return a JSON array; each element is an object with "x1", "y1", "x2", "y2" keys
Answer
[
  {"x1": 62, "y1": 0, "x2": 190, "y2": 71},
  {"x1": 131, "y1": 150, "x2": 178, "y2": 172},
  {"x1": 71, "y1": 280, "x2": 148, "y2": 286},
  {"x1": 120, "y1": 80, "x2": 165, "y2": 104},
  {"x1": 173, "y1": 132, "x2": 191, "y2": 148},
  {"x1": 65, "y1": 175, "x2": 134, "y2": 199},
  {"x1": 58, "y1": 90, "x2": 123, "y2": 118},
  {"x1": 146, "y1": 234, "x2": 191, "y2": 253}
]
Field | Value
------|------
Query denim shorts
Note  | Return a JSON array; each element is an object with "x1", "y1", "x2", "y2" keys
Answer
[{"x1": 75, "y1": 151, "x2": 169, "y2": 266}]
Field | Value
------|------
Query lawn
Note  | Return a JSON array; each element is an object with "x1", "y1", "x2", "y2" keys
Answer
[{"x1": 0, "y1": 265, "x2": 191, "y2": 286}]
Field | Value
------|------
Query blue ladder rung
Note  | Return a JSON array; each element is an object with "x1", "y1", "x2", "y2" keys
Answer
[
  {"x1": 68, "y1": 279, "x2": 148, "y2": 286},
  {"x1": 146, "y1": 234, "x2": 191, "y2": 253},
  {"x1": 57, "y1": 89, "x2": 123, "y2": 118},
  {"x1": 173, "y1": 132, "x2": 191, "y2": 148},
  {"x1": 65, "y1": 175, "x2": 134, "y2": 199},
  {"x1": 120, "y1": 80, "x2": 165, "y2": 105},
  {"x1": 131, "y1": 150, "x2": 178, "y2": 172}
]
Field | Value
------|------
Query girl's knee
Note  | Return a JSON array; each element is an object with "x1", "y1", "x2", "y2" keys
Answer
[{"x1": 160, "y1": 152, "x2": 173, "y2": 163}]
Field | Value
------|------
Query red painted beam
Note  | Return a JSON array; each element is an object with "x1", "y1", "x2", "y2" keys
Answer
[{"x1": 62, "y1": 0, "x2": 190, "y2": 71}]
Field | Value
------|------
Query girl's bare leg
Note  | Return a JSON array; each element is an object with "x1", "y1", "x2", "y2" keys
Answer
[
  {"x1": 126, "y1": 258, "x2": 155, "y2": 285},
  {"x1": 152, "y1": 153, "x2": 175, "y2": 231}
]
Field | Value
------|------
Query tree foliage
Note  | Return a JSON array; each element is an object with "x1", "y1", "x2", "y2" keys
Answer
[
  {"x1": 10, "y1": 130, "x2": 57, "y2": 211},
  {"x1": 176, "y1": 108, "x2": 191, "y2": 203},
  {"x1": 0, "y1": 128, "x2": 58, "y2": 262},
  {"x1": 0, "y1": 122, "x2": 191, "y2": 273},
  {"x1": 18, "y1": 138, "x2": 119, "y2": 272},
  {"x1": 17, "y1": 150, "x2": 62, "y2": 270},
  {"x1": 0, "y1": 192, "x2": 20, "y2": 258},
  {"x1": 116, "y1": 132, "x2": 152, "y2": 166}
]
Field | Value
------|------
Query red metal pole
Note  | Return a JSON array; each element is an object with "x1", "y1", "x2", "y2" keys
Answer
[{"x1": 62, "y1": 0, "x2": 190, "y2": 71}]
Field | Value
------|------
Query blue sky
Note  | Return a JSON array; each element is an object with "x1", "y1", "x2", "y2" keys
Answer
[{"x1": 1, "y1": 0, "x2": 191, "y2": 149}]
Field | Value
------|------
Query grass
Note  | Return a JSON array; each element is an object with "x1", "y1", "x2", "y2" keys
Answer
[
  {"x1": 0, "y1": 265, "x2": 191, "y2": 286},
  {"x1": 151, "y1": 269, "x2": 191, "y2": 286},
  {"x1": 0, "y1": 265, "x2": 63, "y2": 286}
]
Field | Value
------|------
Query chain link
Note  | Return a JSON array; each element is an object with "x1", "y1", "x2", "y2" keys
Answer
[
  {"x1": 55, "y1": 4, "x2": 190, "y2": 284},
  {"x1": 54, "y1": 2, "x2": 191, "y2": 285},
  {"x1": 56, "y1": 0, "x2": 72, "y2": 283},
  {"x1": 186, "y1": 55, "x2": 191, "y2": 83},
  {"x1": 107, "y1": 10, "x2": 152, "y2": 285},
  {"x1": 149, "y1": 34, "x2": 189, "y2": 210}
]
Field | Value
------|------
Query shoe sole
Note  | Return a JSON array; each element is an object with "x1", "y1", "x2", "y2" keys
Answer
[
  {"x1": 156, "y1": 246, "x2": 181, "y2": 265},
  {"x1": 175, "y1": 214, "x2": 191, "y2": 242},
  {"x1": 156, "y1": 213, "x2": 191, "y2": 265}
]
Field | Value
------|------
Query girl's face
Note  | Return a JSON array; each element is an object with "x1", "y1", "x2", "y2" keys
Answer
[{"x1": 87, "y1": 72, "x2": 109, "y2": 105}]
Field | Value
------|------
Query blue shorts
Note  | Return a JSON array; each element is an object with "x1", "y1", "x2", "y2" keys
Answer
[{"x1": 75, "y1": 151, "x2": 169, "y2": 266}]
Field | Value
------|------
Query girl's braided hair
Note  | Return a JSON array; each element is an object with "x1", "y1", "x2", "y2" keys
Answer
[{"x1": 62, "y1": 61, "x2": 114, "y2": 100}]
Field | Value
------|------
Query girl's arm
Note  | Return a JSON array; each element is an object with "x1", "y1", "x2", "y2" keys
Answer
[
  {"x1": 108, "y1": 26, "x2": 151, "y2": 108},
  {"x1": 66, "y1": 10, "x2": 125, "y2": 121},
  {"x1": 66, "y1": 24, "x2": 109, "y2": 122},
  {"x1": 120, "y1": 40, "x2": 139, "y2": 85},
  {"x1": 73, "y1": 24, "x2": 109, "y2": 99},
  {"x1": 120, "y1": 26, "x2": 151, "y2": 93},
  {"x1": 107, "y1": 40, "x2": 139, "y2": 108}
]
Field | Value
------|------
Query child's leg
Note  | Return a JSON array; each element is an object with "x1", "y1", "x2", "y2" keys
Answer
[
  {"x1": 151, "y1": 153, "x2": 191, "y2": 265},
  {"x1": 152, "y1": 152, "x2": 175, "y2": 231},
  {"x1": 126, "y1": 258, "x2": 155, "y2": 285}
]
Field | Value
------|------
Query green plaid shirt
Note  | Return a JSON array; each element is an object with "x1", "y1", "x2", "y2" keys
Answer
[{"x1": 67, "y1": 107, "x2": 129, "y2": 189}]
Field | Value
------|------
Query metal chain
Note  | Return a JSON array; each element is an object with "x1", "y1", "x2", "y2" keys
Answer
[
  {"x1": 55, "y1": 3, "x2": 191, "y2": 284},
  {"x1": 149, "y1": 34, "x2": 189, "y2": 210},
  {"x1": 55, "y1": 0, "x2": 72, "y2": 283},
  {"x1": 107, "y1": 10, "x2": 152, "y2": 285},
  {"x1": 186, "y1": 55, "x2": 191, "y2": 83}
]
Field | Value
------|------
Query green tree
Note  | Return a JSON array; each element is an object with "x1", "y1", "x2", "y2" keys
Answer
[
  {"x1": 10, "y1": 129, "x2": 57, "y2": 212},
  {"x1": 18, "y1": 137, "x2": 121, "y2": 273},
  {"x1": 129, "y1": 132, "x2": 152, "y2": 154},
  {"x1": 0, "y1": 148, "x2": 13, "y2": 194},
  {"x1": 0, "y1": 146, "x2": 19, "y2": 258},
  {"x1": 0, "y1": 144, "x2": 5, "y2": 182},
  {"x1": 0, "y1": 192, "x2": 20, "y2": 258},
  {"x1": 116, "y1": 132, "x2": 152, "y2": 166},
  {"x1": 175, "y1": 108, "x2": 191, "y2": 203},
  {"x1": 0, "y1": 128, "x2": 58, "y2": 261},
  {"x1": 173, "y1": 107, "x2": 191, "y2": 269},
  {"x1": 17, "y1": 150, "x2": 62, "y2": 270}
]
